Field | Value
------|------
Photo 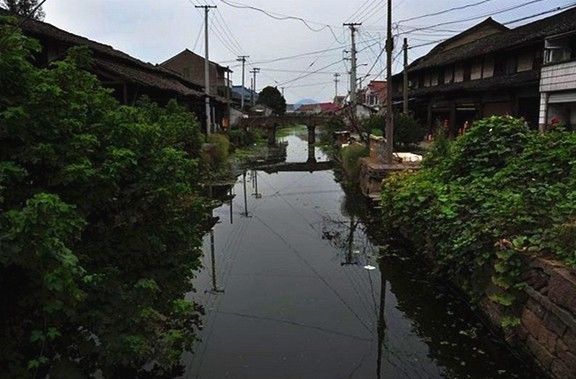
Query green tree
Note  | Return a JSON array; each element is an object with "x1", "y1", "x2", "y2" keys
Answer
[
  {"x1": 0, "y1": 23, "x2": 208, "y2": 377},
  {"x1": 362, "y1": 113, "x2": 426, "y2": 149},
  {"x1": 257, "y1": 86, "x2": 286, "y2": 115},
  {"x1": 1, "y1": 0, "x2": 45, "y2": 20}
]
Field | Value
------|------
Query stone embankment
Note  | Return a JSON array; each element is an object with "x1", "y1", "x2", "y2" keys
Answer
[{"x1": 482, "y1": 257, "x2": 576, "y2": 378}]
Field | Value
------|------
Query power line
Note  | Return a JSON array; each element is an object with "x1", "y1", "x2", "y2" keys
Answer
[
  {"x1": 355, "y1": 0, "x2": 383, "y2": 22},
  {"x1": 503, "y1": 3, "x2": 576, "y2": 25},
  {"x1": 399, "y1": 0, "x2": 548, "y2": 34},
  {"x1": 345, "y1": 0, "x2": 374, "y2": 23},
  {"x1": 224, "y1": 36, "x2": 380, "y2": 66},
  {"x1": 408, "y1": 2, "x2": 576, "y2": 50},
  {"x1": 217, "y1": 0, "x2": 344, "y2": 44},
  {"x1": 397, "y1": 0, "x2": 494, "y2": 23},
  {"x1": 277, "y1": 40, "x2": 380, "y2": 86}
]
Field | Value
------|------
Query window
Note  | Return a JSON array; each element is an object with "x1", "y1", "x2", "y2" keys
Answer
[
  {"x1": 438, "y1": 69, "x2": 445, "y2": 85},
  {"x1": 494, "y1": 56, "x2": 517, "y2": 76},
  {"x1": 444, "y1": 65, "x2": 454, "y2": 83},
  {"x1": 544, "y1": 34, "x2": 576, "y2": 64},
  {"x1": 183, "y1": 67, "x2": 191, "y2": 79},
  {"x1": 463, "y1": 63, "x2": 471, "y2": 81},
  {"x1": 504, "y1": 57, "x2": 517, "y2": 75}
]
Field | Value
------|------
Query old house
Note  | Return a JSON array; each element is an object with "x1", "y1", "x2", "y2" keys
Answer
[
  {"x1": 231, "y1": 85, "x2": 259, "y2": 108},
  {"x1": 392, "y1": 9, "x2": 576, "y2": 136},
  {"x1": 360, "y1": 80, "x2": 387, "y2": 110},
  {"x1": 539, "y1": 30, "x2": 576, "y2": 130},
  {"x1": 5, "y1": 12, "x2": 228, "y2": 131},
  {"x1": 160, "y1": 49, "x2": 231, "y2": 99}
]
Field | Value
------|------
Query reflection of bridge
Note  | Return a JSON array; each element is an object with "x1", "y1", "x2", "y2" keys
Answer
[
  {"x1": 238, "y1": 114, "x2": 338, "y2": 173},
  {"x1": 254, "y1": 160, "x2": 334, "y2": 174},
  {"x1": 237, "y1": 114, "x2": 335, "y2": 146}
]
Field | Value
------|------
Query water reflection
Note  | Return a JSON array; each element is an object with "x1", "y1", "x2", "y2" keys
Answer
[{"x1": 183, "y1": 127, "x2": 541, "y2": 379}]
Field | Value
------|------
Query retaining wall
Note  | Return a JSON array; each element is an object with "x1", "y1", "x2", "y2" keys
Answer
[{"x1": 482, "y1": 257, "x2": 576, "y2": 378}]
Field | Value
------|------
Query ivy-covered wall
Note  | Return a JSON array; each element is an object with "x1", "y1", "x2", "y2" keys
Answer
[
  {"x1": 481, "y1": 258, "x2": 576, "y2": 378},
  {"x1": 380, "y1": 115, "x2": 576, "y2": 378}
]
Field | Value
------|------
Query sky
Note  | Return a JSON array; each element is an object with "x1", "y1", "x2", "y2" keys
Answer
[{"x1": 42, "y1": 0, "x2": 573, "y2": 104}]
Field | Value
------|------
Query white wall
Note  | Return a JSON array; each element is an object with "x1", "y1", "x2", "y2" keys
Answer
[{"x1": 540, "y1": 61, "x2": 576, "y2": 92}]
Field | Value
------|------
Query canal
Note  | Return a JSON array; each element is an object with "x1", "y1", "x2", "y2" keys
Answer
[{"x1": 183, "y1": 126, "x2": 540, "y2": 378}]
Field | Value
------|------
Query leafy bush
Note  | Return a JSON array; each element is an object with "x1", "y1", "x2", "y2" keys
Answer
[
  {"x1": 204, "y1": 133, "x2": 230, "y2": 166},
  {"x1": 0, "y1": 24, "x2": 208, "y2": 377},
  {"x1": 341, "y1": 143, "x2": 369, "y2": 179},
  {"x1": 370, "y1": 128, "x2": 383, "y2": 137},
  {"x1": 362, "y1": 113, "x2": 426, "y2": 148},
  {"x1": 394, "y1": 112, "x2": 427, "y2": 148},
  {"x1": 227, "y1": 127, "x2": 264, "y2": 148},
  {"x1": 381, "y1": 116, "x2": 576, "y2": 325}
]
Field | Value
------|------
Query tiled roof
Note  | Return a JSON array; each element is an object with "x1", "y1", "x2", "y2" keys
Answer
[
  {"x1": 407, "y1": 7, "x2": 576, "y2": 73},
  {"x1": 5, "y1": 11, "x2": 211, "y2": 99}
]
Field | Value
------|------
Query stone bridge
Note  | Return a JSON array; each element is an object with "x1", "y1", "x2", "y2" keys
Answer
[{"x1": 237, "y1": 114, "x2": 336, "y2": 146}]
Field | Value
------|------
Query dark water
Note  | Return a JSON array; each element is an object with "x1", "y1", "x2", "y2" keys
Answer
[{"x1": 183, "y1": 127, "x2": 541, "y2": 379}]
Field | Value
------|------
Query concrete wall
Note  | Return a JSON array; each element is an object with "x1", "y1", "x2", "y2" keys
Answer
[
  {"x1": 540, "y1": 61, "x2": 576, "y2": 92},
  {"x1": 539, "y1": 61, "x2": 576, "y2": 129}
]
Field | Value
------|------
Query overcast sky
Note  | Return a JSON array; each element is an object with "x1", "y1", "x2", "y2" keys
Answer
[{"x1": 43, "y1": 0, "x2": 572, "y2": 103}]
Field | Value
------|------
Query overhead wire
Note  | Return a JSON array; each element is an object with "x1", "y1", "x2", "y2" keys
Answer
[
  {"x1": 397, "y1": 0, "x2": 494, "y2": 23},
  {"x1": 399, "y1": 0, "x2": 548, "y2": 34},
  {"x1": 217, "y1": 0, "x2": 345, "y2": 44},
  {"x1": 408, "y1": 2, "x2": 576, "y2": 50}
]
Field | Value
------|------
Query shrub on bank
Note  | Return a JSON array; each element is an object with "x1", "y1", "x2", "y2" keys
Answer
[
  {"x1": 341, "y1": 143, "x2": 369, "y2": 180},
  {"x1": 381, "y1": 116, "x2": 576, "y2": 322},
  {"x1": 0, "y1": 25, "x2": 208, "y2": 377},
  {"x1": 362, "y1": 113, "x2": 427, "y2": 149},
  {"x1": 203, "y1": 133, "x2": 230, "y2": 166},
  {"x1": 227, "y1": 127, "x2": 264, "y2": 148}
]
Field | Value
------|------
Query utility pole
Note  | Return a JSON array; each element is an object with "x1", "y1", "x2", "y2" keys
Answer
[
  {"x1": 343, "y1": 23, "x2": 361, "y2": 104},
  {"x1": 237, "y1": 55, "x2": 249, "y2": 110},
  {"x1": 250, "y1": 68, "x2": 260, "y2": 106},
  {"x1": 334, "y1": 73, "x2": 340, "y2": 99},
  {"x1": 196, "y1": 4, "x2": 217, "y2": 135},
  {"x1": 226, "y1": 66, "x2": 231, "y2": 130},
  {"x1": 384, "y1": 0, "x2": 394, "y2": 163},
  {"x1": 403, "y1": 38, "x2": 409, "y2": 115}
]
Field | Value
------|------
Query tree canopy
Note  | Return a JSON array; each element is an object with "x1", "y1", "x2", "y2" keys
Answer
[
  {"x1": 0, "y1": 23, "x2": 209, "y2": 377},
  {"x1": 1, "y1": 0, "x2": 45, "y2": 20},
  {"x1": 257, "y1": 86, "x2": 286, "y2": 115}
]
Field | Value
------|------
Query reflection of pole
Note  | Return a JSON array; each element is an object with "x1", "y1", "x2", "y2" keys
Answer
[
  {"x1": 253, "y1": 170, "x2": 261, "y2": 198},
  {"x1": 341, "y1": 217, "x2": 357, "y2": 266},
  {"x1": 207, "y1": 228, "x2": 224, "y2": 293},
  {"x1": 243, "y1": 171, "x2": 248, "y2": 217},
  {"x1": 210, "y1": 229, "x2": 217, "y2": 291},
  {"x1": 377, "y1": 268, "x2": 387, "y2": 378},
  {"x1": 229, "y1": 187, "x2": 233, "y2": 224}
]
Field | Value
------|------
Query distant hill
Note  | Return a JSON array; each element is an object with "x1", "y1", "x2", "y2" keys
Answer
[{"x1": 294, "y1": 98, "x2": 318, "y2": 110}]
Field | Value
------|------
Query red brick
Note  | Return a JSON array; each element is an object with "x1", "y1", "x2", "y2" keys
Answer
[
  {"x1": 548, "y1": 272, "x2": 576, "y2": 314},
  {"x1": 551, "y1": 359, "x2": 571, "y2": 379},
  {"x1": 526, "y1": 335, "x2": 555, "y2": 370},
  {"x1": 522, "y1": 308, "x2": 543, "y2": 338}
]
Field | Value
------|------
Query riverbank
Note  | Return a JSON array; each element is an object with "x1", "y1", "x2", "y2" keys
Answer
[
  {"x1": 184, "y1": 126, "x2": 542, "y2": 378},
  {"x1": 379, "y1": 116, "x2": 576, "y2": 378}
]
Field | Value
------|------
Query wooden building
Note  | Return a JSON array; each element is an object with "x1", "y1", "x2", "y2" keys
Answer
[
  {"x1": 392, "y1": 8, "x2": 576, "y2": 136},
  {"x1": 6, "y1": 12, "x2": 228, "y2": 130}
]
